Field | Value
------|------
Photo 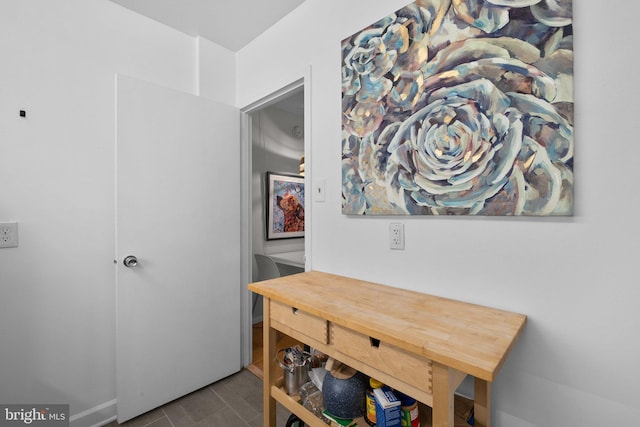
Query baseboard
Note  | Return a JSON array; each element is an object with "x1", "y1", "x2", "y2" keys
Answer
[{"x1": 69, "y1": 399, "x2": 117, "y2": 427}]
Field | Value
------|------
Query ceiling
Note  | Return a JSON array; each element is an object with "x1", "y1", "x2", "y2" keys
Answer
[
  {"x1": 109, "y1": 0, "x2": 307, "y2": 52},
  {"x1": 108, "y1": 0, "x2": 305, "y2": 114}
]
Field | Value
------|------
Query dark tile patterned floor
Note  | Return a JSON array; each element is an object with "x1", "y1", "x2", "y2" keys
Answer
[{"x1": 106, "y1": 369, "x2": 293, "y2": 427}]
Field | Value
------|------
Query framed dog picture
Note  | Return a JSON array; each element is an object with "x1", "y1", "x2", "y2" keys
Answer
[{"x1": 266, "y1": 172, "x2": 305, "y2": 240}]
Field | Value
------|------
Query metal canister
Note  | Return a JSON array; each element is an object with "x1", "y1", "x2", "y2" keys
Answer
[{"x1": 276, "y1": 347, "x2": 311, "y2": 396}]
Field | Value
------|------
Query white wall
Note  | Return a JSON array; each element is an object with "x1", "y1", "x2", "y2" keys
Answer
[
  {"x1": 0, "y1": 1, "x2": 233, "y2": 425},
  {"x1": 237, "y1": 1, "x2": 640, "y2": 425},
  {"x1": 197, "y1": 37, "x2": 236, "y2": 104}
]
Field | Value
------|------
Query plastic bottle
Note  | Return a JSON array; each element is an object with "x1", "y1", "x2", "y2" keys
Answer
[
  {"x1": 398, "y1": 393, "x2": 420, "y2": 427},
  {"x1": 365, "y1": 378, "x2": 385, "y2": 425}
]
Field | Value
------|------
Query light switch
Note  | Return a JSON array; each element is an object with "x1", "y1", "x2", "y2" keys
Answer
[{"x1": 314, "y1": 179, "x2": 325, "y2": 202}]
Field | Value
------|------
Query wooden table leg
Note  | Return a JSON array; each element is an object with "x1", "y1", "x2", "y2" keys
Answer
[
  {"x1": 432, "y1": 362, "x2": 455, "y2": 427},
  {"x1": 263, "y1": 297, "x2": 277, "y2": 427},
  {"x1": 474, "y1": 378, "x2": 491, "y2": 427}
]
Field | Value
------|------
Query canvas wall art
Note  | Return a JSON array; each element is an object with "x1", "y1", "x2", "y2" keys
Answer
[
  {"x1": 342, "y1": 0, "x2": 573, "y2": 216},
  {"x1": 266, "y1": 172, "x2": 305, "y2": 240}
]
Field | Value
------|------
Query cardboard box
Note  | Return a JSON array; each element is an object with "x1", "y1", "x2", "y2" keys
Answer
[
  {"x1": 373, "y1": 388, "x2": 402, "y2": 427},
  {"x1": 322, "y1": 410, "x2": 358, "y2": 427}
]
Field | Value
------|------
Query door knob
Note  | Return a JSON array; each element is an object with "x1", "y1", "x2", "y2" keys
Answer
[{"x1": 123, "y1": 255, "x2": 138, "y2": 267}]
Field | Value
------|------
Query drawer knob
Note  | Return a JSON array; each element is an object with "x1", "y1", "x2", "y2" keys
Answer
[
  {"x1": 292, "y1": 307, "x2": 299, "y2": 315},
  {"x1": 369, "y1": 337, "x2": 381, "y2": 348}
]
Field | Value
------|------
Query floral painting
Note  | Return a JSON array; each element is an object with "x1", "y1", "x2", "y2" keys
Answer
[{"x1": 342, "y1": 0, "x2": 573, "y2": 216}]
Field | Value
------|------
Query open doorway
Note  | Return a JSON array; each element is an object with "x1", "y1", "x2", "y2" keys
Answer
[
  {"x1": 248, "y1": 89, "x2": 305, "y2": 377},
  {"x1": 240, "y1": 76, "x2": 310, "y2": 377},
  {"x1": 251, "y1": 88, "x2": 305, "y2": 284}
]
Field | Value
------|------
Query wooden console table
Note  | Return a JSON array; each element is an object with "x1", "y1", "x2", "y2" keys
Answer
[{"x1": 248, "y1": 271, "x2": 526, "y2": 427}]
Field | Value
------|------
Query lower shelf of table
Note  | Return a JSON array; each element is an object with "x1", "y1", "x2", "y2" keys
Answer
[
  {"x1": 271, "y1": 385, "x2": 329, "y2": 427},
  {"x1": 270, "y1": 385, "x2": 475, "y2": 427}
]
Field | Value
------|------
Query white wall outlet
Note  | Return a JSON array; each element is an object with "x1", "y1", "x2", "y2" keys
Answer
[
  {"x1": 389, "y1": 223, "x2": 404, "y2": 250},
  {"x1": 0, "y1": 222, "x2": 18, "y2": 248}
]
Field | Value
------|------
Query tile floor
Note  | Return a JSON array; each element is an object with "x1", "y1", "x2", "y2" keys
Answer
[
  {"x1": 104, "y1": 368, "x2": 472, "y2": 427},
  {"x1": 105, "y1": 369, "x2": 294, "y2": 427}
]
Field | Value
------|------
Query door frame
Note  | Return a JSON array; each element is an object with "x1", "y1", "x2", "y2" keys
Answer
[{"x1": 239, "y1": 68, "x2": 312, "y2": 367}]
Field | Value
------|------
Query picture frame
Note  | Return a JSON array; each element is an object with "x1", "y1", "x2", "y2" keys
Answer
[{"x1": 266, "y1": 172, "x2": 305, "y2": 240}]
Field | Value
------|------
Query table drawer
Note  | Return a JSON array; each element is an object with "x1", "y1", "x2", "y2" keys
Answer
[
  {"x1": 331, "y1": 324, "x2": 432, "y2": 394},
  {"x1": 270, "y1": 300, "x2": 328, "y2": 344}
]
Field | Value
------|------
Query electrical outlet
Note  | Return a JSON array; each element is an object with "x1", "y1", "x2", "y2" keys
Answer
[
  {"x1": 389, "y1": 223, "x2": 404, "y2": 250},
  {"x1": 0, "y1": 222, "x2": 18, "y2": 248}
]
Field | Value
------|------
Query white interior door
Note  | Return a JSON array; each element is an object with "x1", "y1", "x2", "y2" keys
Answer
[{"x1": 115, "y1": 74, "x2": 241, "y2": 422}]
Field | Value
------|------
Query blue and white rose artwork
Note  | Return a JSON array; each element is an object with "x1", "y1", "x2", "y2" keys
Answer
[{"x1": 341, "y1": 0, "x2": 573, "y2": 216}]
